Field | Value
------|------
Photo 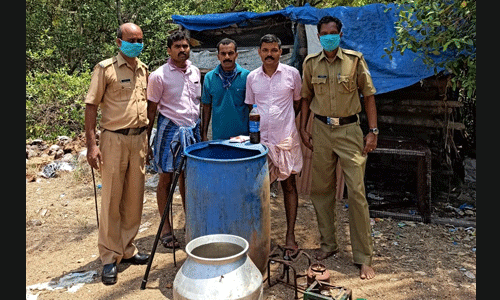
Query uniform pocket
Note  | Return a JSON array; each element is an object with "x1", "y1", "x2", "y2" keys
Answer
[
  {"x1": 338, "y1": 75, "x2": 356, "y2": 94},
  {"x1": 111, "y1": 81, "x2": 133, "y2": 101},
  {"x1": 311, "y1": 77, "x2": 327, "y2": 95}
]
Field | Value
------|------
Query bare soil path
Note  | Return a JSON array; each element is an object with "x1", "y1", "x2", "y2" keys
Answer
[{"x1": 26, "y1": 156, "x2": 476, "y2": 299}]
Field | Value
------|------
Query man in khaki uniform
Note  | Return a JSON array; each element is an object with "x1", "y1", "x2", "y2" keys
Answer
[
  {"x1": 300, "y1": 16, "x2": 378, "y2": 280},
  {"x1": 85, "y1": 22, "x2": 150, "y2": 285}
]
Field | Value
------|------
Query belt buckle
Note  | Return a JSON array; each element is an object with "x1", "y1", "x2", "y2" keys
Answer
[{"x1": 327, "y1": 117, "x2": 340, "y2": 126}]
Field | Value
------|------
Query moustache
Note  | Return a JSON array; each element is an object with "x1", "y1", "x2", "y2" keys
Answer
[
  {"x1": 223, "y1": 59, "x2": 233, "y2": 63},
  {"x1": 265, "y1": 56, "x2": 275, "y2": 60}
]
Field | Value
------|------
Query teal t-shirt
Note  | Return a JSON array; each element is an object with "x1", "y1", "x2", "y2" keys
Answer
[{"x1": 201, "y1": 63, "x2": 250, "y2": 140}]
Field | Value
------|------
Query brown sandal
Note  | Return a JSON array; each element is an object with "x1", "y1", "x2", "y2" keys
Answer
[{"x1": 160, "y1": 233, "x2": 180, "y2": 249}]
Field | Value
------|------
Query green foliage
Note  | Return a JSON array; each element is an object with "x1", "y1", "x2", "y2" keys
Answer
[
  {"x1": 384, "y1": 0, "x2": 476, "y2": 100},
  {"x1": 384, "y1": 0, "x2": 476, "y2": 152},
  {"x1": 26, "y1": 68, "x2": 91, "y2": 140},
  {"x1": 27, "y1": 0, "x2": 475, "y2": 142},
  {"x1": 26, "y1": 0, "x2": 291, "y2": 139},
  {"x1": 316, "y1": 0, "x2": 391, "y2": 7},
  {"x1": 26, "y1": 0, "x2": 118, "y2": 74}
]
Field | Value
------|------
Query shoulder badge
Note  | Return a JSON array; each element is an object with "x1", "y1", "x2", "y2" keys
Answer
[
  {"x1": 138, "y1": 59, "x2": 148, "y2": 70},
  {"x1": 98, "y1": 57, "x2": 115, "y2": 68},
  {"x1": 304, "y1": 52, "x2": 321, "y2": 63},
  {"x1": 342, "y1": 49, "x2": 363, "y2": 58}
]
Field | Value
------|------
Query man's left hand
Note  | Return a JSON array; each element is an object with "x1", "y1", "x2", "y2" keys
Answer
[{"x1": 362, "y1": 132, "x2": 377, "y2": 156}]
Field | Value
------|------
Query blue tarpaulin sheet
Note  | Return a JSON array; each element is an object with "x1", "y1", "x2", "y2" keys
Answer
[{"x1": 172, "y1": 3, "x2": 456, "y2": 94}]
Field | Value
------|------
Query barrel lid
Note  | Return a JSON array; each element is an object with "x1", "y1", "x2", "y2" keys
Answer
[{"x1": 184, "y1": 139, "x2": 268, "y2": 162}]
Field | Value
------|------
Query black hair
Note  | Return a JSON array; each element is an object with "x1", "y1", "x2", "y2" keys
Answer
[
  {"x1": 317, "y1": 16, "x2": 343, "y2": 33},
  {"x1": 217, "y1": 38, "x2": 238, "y2": 52},
  {"x1": 259, "y1": 34, "x2": 281, "y2": 49},
  {"x1": 167, "y1": 31, "x2": 190, "y2": 48}
]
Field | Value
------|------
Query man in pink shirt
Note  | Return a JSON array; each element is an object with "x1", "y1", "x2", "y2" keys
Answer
[
  {"x1": 245, "y1": 34, "x2": 303, "y2": 260},
  {"x1": 146, "y1": 31, "x2": 201, "y2": 249}
]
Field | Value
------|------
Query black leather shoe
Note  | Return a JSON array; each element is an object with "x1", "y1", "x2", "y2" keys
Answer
[
  {"x1": 120, "y1": 252, "x2": 150, "y2": 265},
  {"x1": 102, "y1": 263, "x2": 117, "y2": 285}
]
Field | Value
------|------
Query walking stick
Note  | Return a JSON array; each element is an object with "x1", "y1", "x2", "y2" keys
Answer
[
  {"x1": 141, "y1": 142, "x2": 186, "y2": 290},
  {"x1": 91, "y1": 167, "x2": 99, "y2": 228}
]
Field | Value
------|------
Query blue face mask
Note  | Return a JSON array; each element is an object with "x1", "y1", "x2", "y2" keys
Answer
[
  {"x1": 319, "y1": 34, "x2": 340, "y2": 52},
  {"x1": 119, "y1": 40, "x2": 144, "y2": 58}
]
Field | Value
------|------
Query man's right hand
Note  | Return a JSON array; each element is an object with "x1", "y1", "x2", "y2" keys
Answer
[
  {"x1": 87, "y1": 144, "x2": 103, "y2": 170},
  {"x1": 300, "y1": 128, "x2": 313, "y2": 151}
]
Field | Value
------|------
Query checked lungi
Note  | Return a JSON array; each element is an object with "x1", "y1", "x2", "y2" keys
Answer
[{"x1": 152, "y1": 113, "x2": 201, "y2": 173}]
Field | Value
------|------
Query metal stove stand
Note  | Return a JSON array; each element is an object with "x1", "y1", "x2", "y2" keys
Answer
[{"x1": 266, "y1": 245, "x2": 311, "y2": 299}]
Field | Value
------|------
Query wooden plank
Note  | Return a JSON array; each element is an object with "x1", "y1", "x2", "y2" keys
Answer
[
  {"x1": 378, "y1": 115, "x2": 465, "y2": 130},
  {"x1": 377, "y1": 105, "x2": 453, "y2": 115},
  {"x1": 393, "y1": 100, "x2": 463, "y2": 107}
]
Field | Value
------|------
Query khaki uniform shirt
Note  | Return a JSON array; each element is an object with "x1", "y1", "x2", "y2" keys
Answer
[
  {"x1": 301, "y1": 48, "x2": 376, "y2": 118},
  {"x1": 85, "y1": 53, "x2": 149, "y2": 131}
]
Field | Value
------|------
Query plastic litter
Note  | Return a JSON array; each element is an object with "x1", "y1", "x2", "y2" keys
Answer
[
  {"x1": 40, "y1": 161, "x2": 75, "y2": 178},
  {"x1": 458, "y1": 203, "x2": 474, "y2": 210},
  {"x1": 145, "y1": 173, "x2": 159, "y2": 188},
  {"x1": 367, "y1": 192, "x2": 384, "y2": 201},
  {"x1": 26, "y1": 270, "x2": 98, "y2": 299},
  {"x1": 464, "y1": 270, "x2": 475, "y2": 279}
]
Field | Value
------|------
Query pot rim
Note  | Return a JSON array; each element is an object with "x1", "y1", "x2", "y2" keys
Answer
[{"x1": 185, "y1": 234, "x2": 249, "y2": 264}]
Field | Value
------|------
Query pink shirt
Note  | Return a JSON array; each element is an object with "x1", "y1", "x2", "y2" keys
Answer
[
  {"x1": 245, "y1": 63, "x2": 302, "y2": 144},
  {"x1": 147, "y1": 58, "x2": 201, "y2": 126},
  {"x1": 245, "y1": 63, "x2": 303, "y2": 180}
]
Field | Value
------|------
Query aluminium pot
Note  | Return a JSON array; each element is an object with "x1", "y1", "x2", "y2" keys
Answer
[{"x1": 173, "y1": 234, "x2": 263, "y2": 300}]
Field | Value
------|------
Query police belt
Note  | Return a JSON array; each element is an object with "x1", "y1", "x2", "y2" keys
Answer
[
  {"x1": 314, "y1": 114, "x2": 358, "y2": 126},
  {"x1": 105, "y1": 126, "x2": 147, "y2": 136}
]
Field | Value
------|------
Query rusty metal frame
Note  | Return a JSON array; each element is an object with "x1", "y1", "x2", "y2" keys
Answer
[
  {"x1": 369, "y1": 138, "x2": 432, "y2": 223},
  {"x1": 266, "y1": 245, "x2": 312, "y2": 299}
]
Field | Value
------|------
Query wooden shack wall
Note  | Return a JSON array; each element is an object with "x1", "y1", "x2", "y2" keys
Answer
[{"x1": 295, "y1": 74, "x2": 466, "y2": 195}]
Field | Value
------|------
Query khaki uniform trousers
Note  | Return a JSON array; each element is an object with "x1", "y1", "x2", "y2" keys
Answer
[
  {"x1": 310, "y1": 118, "x2": 373, "y2": 266},
  {"x1": 98, "y1": 129, "x2": 147, "y2": 265}
]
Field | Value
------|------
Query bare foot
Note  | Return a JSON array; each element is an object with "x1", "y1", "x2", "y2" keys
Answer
[
  {"x1": 283, "y1": 243, "x2": 299, "y2": 261},
  {"x1": 284, "y1": 234, "x2": 299, "y2": 260},
  {"x1": 359, "y1": 264, "x2": 375, "y2": 280}
]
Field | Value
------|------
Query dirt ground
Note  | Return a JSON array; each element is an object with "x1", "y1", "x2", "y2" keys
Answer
[{"x1": 26, "y1": 144, "x2": 476, "y2": 300}]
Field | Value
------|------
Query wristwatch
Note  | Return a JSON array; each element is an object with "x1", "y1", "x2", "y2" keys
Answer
[{"x1": 368, "y1": 128, "x2": 379, "y2": 135}]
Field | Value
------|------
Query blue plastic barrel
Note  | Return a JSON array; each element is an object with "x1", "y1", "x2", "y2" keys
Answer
[{"x1": 184, "y1": 140, "x2": 270, "y2": 274}]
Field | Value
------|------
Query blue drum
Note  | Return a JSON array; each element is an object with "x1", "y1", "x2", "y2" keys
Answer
[{"x1": 184, "y1": 140, "x2": 270, "y2": 274}]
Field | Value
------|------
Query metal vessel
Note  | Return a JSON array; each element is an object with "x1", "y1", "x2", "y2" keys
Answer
[
  {"x1": 184, "y1": 140, "x2": 270, "y2": 274},
  {"x1": 173, "y1": 234, "x2": 263, "y2": 300}
]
